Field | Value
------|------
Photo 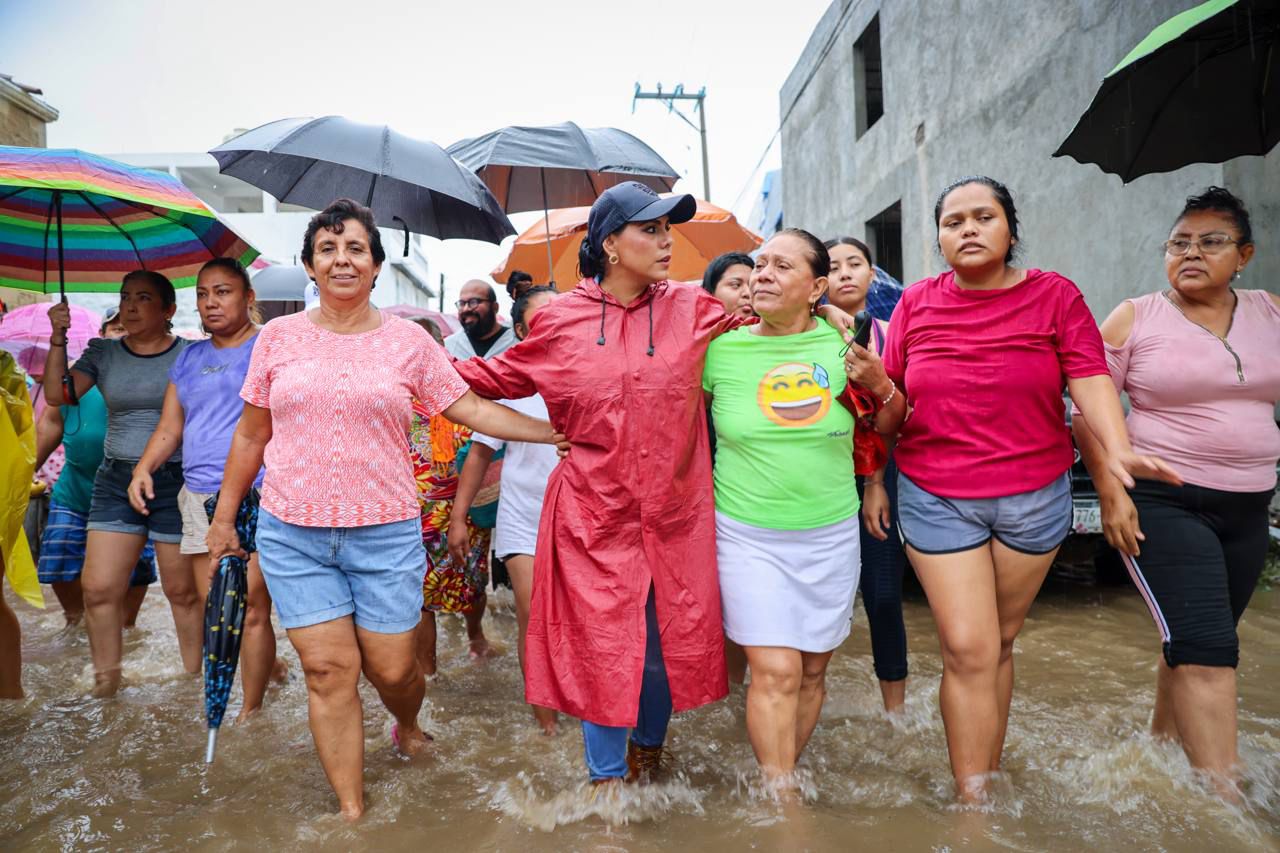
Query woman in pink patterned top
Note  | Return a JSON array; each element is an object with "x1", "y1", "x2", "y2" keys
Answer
[{"x1": 207, "y1": 199, "x2": 562, "y2": 821}]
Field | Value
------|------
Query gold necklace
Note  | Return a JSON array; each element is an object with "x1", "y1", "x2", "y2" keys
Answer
[{"x1": 1162, "y1": 289, "x2": 1244, "y2": 383}]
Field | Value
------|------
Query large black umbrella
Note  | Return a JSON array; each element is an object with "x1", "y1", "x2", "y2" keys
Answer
[
  {"x1": 447, "y1": 122, "x2": 679, "y2": 284},
  {"x1": 210, "y1": 117, "x2": 515, "y2": 249},
  {"x1": 202, "y1": 489, "x2": 259, "y2": 763},
  {"x1": 1054, "y1": 0, "x2": 1279, "y2": 182}
]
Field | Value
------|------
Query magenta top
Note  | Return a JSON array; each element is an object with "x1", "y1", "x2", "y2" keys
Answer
[
  {"x1": 1106, "y1": 289, "x2": 1280, "y2": 492},
  {"x1": 881, "y1": 269, "x2": 1108, "y2": 499}
]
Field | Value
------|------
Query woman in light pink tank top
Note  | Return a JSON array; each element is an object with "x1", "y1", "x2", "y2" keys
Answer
[{"x1": 1073, "y1": 187, "x2": 1280, "y2": 800}]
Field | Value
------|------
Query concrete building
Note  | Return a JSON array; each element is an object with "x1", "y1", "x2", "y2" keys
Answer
[
  {"x1": 0, "y1": 74, "x2": 59, "y2": 310},
  {"x1": 0, "y1": 74, "x2": 57, "y2": 148},
  {"x1": 780, "y1": 0, "x2": 1278, "y2": 314}
]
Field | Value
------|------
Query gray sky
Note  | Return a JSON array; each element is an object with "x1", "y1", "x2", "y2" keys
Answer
[{"x1": 2, "y1": 0, "x2": 830, "y2": 308}]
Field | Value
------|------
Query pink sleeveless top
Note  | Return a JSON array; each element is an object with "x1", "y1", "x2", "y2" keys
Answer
[{"x1": 1105, "y1": 289, "x2": 1280, "y2": 492}]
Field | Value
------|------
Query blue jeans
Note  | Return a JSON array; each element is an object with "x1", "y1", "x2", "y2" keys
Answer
[{"x1": 581, "y1": 588, "x2": 672, "y2": 780}]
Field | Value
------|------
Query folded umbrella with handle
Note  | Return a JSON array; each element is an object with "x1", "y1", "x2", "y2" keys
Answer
[{"x1": 201, "y1": 488, "x2": 260, "y2": 763}]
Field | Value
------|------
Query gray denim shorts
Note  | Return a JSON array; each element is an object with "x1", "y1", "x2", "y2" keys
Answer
[{"x1": 897, "y1": 470, "x2": 1071, "y2": 556}]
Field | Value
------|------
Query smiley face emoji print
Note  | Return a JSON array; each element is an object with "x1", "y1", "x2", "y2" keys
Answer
[{"x1": 756, "y1": 362, "x2": 832, "y2": 427}]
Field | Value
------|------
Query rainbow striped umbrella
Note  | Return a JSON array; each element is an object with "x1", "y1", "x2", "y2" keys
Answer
[{"x1": 0, "y1": 145, "x2": 258, "y2": 296}]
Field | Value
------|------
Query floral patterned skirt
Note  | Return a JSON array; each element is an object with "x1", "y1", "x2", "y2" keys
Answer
[{"x1": 421, "y1": 498, "x2": 490, "y2": 613}]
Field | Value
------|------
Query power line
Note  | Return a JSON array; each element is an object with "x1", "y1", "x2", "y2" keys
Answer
[{"x1": 633, "y1": 83, "x2": 710, "y2": 201}]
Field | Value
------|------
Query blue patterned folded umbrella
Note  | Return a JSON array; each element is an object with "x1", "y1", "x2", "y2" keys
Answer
[{"x1": 201, "y1": 489, "x2": 259, "y2": 763}]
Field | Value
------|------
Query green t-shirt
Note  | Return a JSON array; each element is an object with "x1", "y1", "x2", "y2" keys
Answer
[
  {"x1": 52, "y1": 386, "x2": 108, "y2": 514},
  {"x1": 702, "y1": 321, "x2": 858, "y2": 530}
]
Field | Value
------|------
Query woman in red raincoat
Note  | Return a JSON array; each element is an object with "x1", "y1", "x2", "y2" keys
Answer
[{"x1": 455, "y1": 182, "x2": 855, "y2": 785}]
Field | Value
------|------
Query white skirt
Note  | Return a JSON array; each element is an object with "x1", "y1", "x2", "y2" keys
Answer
[{"x1": 716, "y1": 511, "x2": 861, "y2": 653}]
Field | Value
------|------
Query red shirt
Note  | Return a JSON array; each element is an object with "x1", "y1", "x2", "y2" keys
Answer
[{"x1": 882, "y1": 269, "x2": 1107, "y2": 498}]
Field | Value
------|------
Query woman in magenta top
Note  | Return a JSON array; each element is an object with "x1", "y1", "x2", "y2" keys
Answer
[
  {"x1": 206, "y1": 199, "x2": 561, "y2": 821},
  {"x1": 860, "y1": 176, "x2": 1176, "y2": 802},
  {"x1": 1073, "y1": 187, "x2": 1279, "y2": 800}
]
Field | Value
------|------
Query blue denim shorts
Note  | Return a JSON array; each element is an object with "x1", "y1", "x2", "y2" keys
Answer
[
  {"x1": 256, "y1": 509, "x2": 426, "y2": 633},
  {"x1": 87, "y1": 458, "x2": 184, "y2": 544},
  {"x1": 897, "y1": 470, "x2": 1071, "y2": 556}
]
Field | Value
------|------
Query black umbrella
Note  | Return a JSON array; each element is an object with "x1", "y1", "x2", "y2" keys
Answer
[
  {"x1": 1054, "y1": 0, "x2": 1279, "y2": 182},
  {"x1": 447, "y1": 122, "x2": 679, "y2": 284},
  {"x1": 209, "y1": 117, "x2": 515, "y2": 251},
  {"x1": 202, "y1": 489, "x2": 259, "y2": 763}
]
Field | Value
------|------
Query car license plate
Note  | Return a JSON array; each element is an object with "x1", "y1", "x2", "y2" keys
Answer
[{"x1": 1072, "y1": 499, "x2": 1102, "y2": 534}]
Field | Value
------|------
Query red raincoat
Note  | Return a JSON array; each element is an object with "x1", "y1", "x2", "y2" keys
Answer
[{"x1": 455, "y1": 278, "x2": 738, "y2": 727}]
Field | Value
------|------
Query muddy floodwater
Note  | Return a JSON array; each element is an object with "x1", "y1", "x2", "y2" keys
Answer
[{"x1": 2, "y1": 574, "x2": 1277, "y2": 852}]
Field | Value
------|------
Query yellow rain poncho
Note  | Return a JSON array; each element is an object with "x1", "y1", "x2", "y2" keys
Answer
[{"x1": 0, "y1": 351, "x2": 42, "y2": 608}]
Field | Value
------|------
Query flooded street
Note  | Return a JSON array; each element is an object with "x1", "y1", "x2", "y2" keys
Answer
[{"x1": 3, "y1": 575, "x2": 1278, "y2": 852}]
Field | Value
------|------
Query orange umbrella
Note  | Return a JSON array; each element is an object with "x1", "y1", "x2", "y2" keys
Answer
[{"x1": 492, "y1": 197, "x2": 762, "y2": 291}]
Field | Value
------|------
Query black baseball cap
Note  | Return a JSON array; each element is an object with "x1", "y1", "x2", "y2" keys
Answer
[{"x1": 586, "y1": 182, "x2": 696, "y2": 255}]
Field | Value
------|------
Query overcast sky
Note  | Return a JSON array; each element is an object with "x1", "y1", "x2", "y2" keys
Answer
[{"x1": 3, "y1": 0, "x2": 830, "y2": 308}]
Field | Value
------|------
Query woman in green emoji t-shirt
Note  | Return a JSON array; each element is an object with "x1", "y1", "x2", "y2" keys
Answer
[{"x1": 703, "y1": 228, "x2": 900, "y2": 790}]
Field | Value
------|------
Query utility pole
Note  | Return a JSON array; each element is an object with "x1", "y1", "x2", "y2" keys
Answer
[{"x1": 633, "y1": 83, "x2": 710, "y2": 201}]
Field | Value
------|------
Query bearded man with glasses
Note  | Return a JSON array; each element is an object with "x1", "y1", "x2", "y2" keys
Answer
[
  {"x1": 446, "y1": 280, "x2": 516, "y2": 360},
  {"x1": 425, "y1": 279, "x2": 518, "y2": 669}
]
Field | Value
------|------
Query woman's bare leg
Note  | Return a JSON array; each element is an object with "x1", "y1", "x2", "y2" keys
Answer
[
  {"x1": 122, "y1": 584, "x2": 147, "y2": 628},
  {"x1": 726, "y1": 638, "x2": 749, "y2": 686},
  {"x1": 1168, "y1": 663, "x2": 1241, "y2": 799},
  {"x1": 506, "y1": 554, "x2": 557, "y2": 733},
  {"x1": 237, "y1": 553, "x2": 279, "y2": 721},
  {"x1": 415, "y1": 610, "x2": 437, "y2": 677},
  {"x1": 1151, "y1": 658, "x2": 1180, "y2": 741},
  {"x1": 152, "y1": 542, "x2": 201, "y2": 673},
  {"x1": 743, "y1": 646, "x2": 803, "y2": 780},
  {"x1": 357, "y1": 624, "x2": 429, "y2": 757},
  {"x1": 82, "y1": 531, "x2": 145, "y2": 696},
  {"x1": 988, "y1": 540, "x2": 1057, "y2": 770},
  {"x1": 0, "y1": 574, "x2": 22, "y2": 699},
  {"x1": 465, "y1": 591, "x2": 496, "y2": 659},
  {"x1": 795, "y1": 650, "x2": 835, "y2": 759},
  {"x1": 907, "y1": 544, "x2": 1001, "y2": 802},
  {"x1": 878, "y1": 678, "x2": 906, "y2": 714},
  {"x1": 289, "y1": 617, "x2": 365, "y2": 820},
  {"x1": 51, "y1": 580, "x2": 84, "y2": 626}
]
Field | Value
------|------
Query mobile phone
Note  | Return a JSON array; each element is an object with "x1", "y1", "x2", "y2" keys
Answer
[{"x1": 852, "y1": 310, "x2": 872, "y2": 349}]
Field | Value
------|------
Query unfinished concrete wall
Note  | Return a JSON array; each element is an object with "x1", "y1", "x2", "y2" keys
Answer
[
  {"x1": 0, "y1": 96, "x2": 47, "y2": 147},
  {"x1": 0, "y1": 77, "x2": 56, "y2": 148},
  {"x1": 780, "y1": 0, "x2": 1279, "y2": 318}
]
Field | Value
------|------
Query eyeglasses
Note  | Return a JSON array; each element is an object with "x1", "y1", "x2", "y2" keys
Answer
[
  {"x1": 455, "y1": 298, "x2": 494, "y2": 309},
  {"x1": 1163, "y1": 236, "x2": 1238, "y2": 256}
]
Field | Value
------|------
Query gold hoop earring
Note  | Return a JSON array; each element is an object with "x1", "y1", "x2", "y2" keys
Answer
[{"x1": 608, "y1": 253, "x2": 619, "y2": 265}]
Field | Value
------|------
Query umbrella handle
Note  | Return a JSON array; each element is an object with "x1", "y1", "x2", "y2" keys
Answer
[
  {"x1": 206, "y1": 727, "x2": 219, "y2": 763},
  {"x1": 54, "y1": 190, "x2": 67, "y2": 303},
  {"x1": 392, "y1": 216, "x2": 409, "y2": 258},
  {"x1": 540, "y1": 172, "x2": 555, "y2": 288}
]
